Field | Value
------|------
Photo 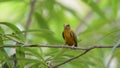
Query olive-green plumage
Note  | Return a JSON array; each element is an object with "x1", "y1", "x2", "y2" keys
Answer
[{"x1": 62, "y1": 24, "x2": 77, "y2": 47}]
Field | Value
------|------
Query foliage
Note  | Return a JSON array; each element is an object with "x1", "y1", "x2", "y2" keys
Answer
[{"x1": 0, "y1": 0, "x2": 120, "y2": 68}]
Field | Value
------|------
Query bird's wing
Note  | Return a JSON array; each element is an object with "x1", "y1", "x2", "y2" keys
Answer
[
  {"x1": 70, "y1": 30, "x2": 77, "y2": 46},
  {"x1": 62, "y1": 32, "x2": 65, "y2": 39}
]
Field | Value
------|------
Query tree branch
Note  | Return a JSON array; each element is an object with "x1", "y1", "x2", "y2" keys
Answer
[
  {"x1": 0, "y1": 44, "x2": 120, "y2": 68},
  {"x1": 0, "y1": 44, "x2": 120, "y2": 50},
  {"x1": 24, "y1": 0, "x2": 36, "y2": 37}
]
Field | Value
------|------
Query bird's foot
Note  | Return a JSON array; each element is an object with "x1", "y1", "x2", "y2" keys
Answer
[{"x1": 70, "y1": 45, "x2": 76, "y2": 49}]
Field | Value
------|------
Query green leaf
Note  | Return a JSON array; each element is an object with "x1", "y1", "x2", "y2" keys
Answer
[
  {"x1": 20, "y1": 29, "x2": 54, "y2": 34},
  {"x1": 56, "y1": 2, "x2": 82, "y2": 20},
  {"x1": 0, "y1": 22, "x2": 25, "y2": 42},
  {"x1": 83, "y1": 0, "x2": 107, "y2": 19},
  {"x1": 34, "y1": 12, "x2": 49, "y2": 29},
  {"x1": 0, "y1": 31, "x2": 9, "y2": 67},
  {"x1": 24, "y1": 48, "x2": 45, "y2": 61},
  {"x1": 0, "y1": 26, "x2": 4, "y2": 34},
  {"x1": 111, "y1": 0, "x2": 119, "y2": 20},
  {"x1": 0, "y1": 26, "x2": 4, "y2": 44},
  {"x1": 24, "y1": 48, "x2": 48, "y2": 67},
  {"x1": 0, "y1": 34, "x2": 3, "y2": 44},
  {"x1": 24, "y1": 58, "x2": 47, "y2": 67}
]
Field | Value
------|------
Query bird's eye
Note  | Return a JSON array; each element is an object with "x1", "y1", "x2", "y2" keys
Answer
[
  {"x1": 67, "y1": 24, "x2": 69, "y2": 26},
  {"x1": 66, "y1": 24, "x2": 70, "y2": 27}
]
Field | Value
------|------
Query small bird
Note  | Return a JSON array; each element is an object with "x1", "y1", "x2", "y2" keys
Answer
[{"x1": 62, "y1": 24, "x2": 77, "y2": 47}]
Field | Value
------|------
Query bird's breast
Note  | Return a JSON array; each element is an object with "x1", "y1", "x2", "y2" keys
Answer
[{"x1": 64, "y1": 30, "x2": 75, "y2": 45}]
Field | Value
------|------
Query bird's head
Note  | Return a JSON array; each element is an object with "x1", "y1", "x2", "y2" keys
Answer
[{"x1": 64, "y1": 24, "x2": 71, "y2": 29}]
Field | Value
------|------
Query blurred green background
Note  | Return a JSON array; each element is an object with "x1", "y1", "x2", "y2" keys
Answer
[{"x1": 0, "y1": 0, "x2": 120, "y2": 68}]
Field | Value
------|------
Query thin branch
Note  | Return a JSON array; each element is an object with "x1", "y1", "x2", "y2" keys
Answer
[
  {"x1": 106, "y1": 40, "x2": 120, "y2": 68},
  {"x1": 107, "y1": 55, "x2": 113, "y2": 68},
  {"x1": 0, "y1": 44, "x2": 120, "y2": 50},
  {"x1": 52, "y1": 50, "x2": 90, "y2": 68},
  {"x1": 24, "y1": 0, "x2": 36, "y2": 37},
  {"x1": 0, "y1": 44, "x2": 120, "y2": 68}
]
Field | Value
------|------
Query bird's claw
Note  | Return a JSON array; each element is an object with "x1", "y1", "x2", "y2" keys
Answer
[{"x1": 70, "y1": 46, "x2": 75, "y2": 49}]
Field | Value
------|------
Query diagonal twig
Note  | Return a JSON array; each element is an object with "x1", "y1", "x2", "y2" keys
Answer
[{"x1": 52, "y1": 50, "x2": 90, "y2": 68}]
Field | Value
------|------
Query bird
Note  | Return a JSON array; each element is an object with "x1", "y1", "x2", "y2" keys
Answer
[{"x1": 62, "y1": 24, "x2": 77, "y2": 47}]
